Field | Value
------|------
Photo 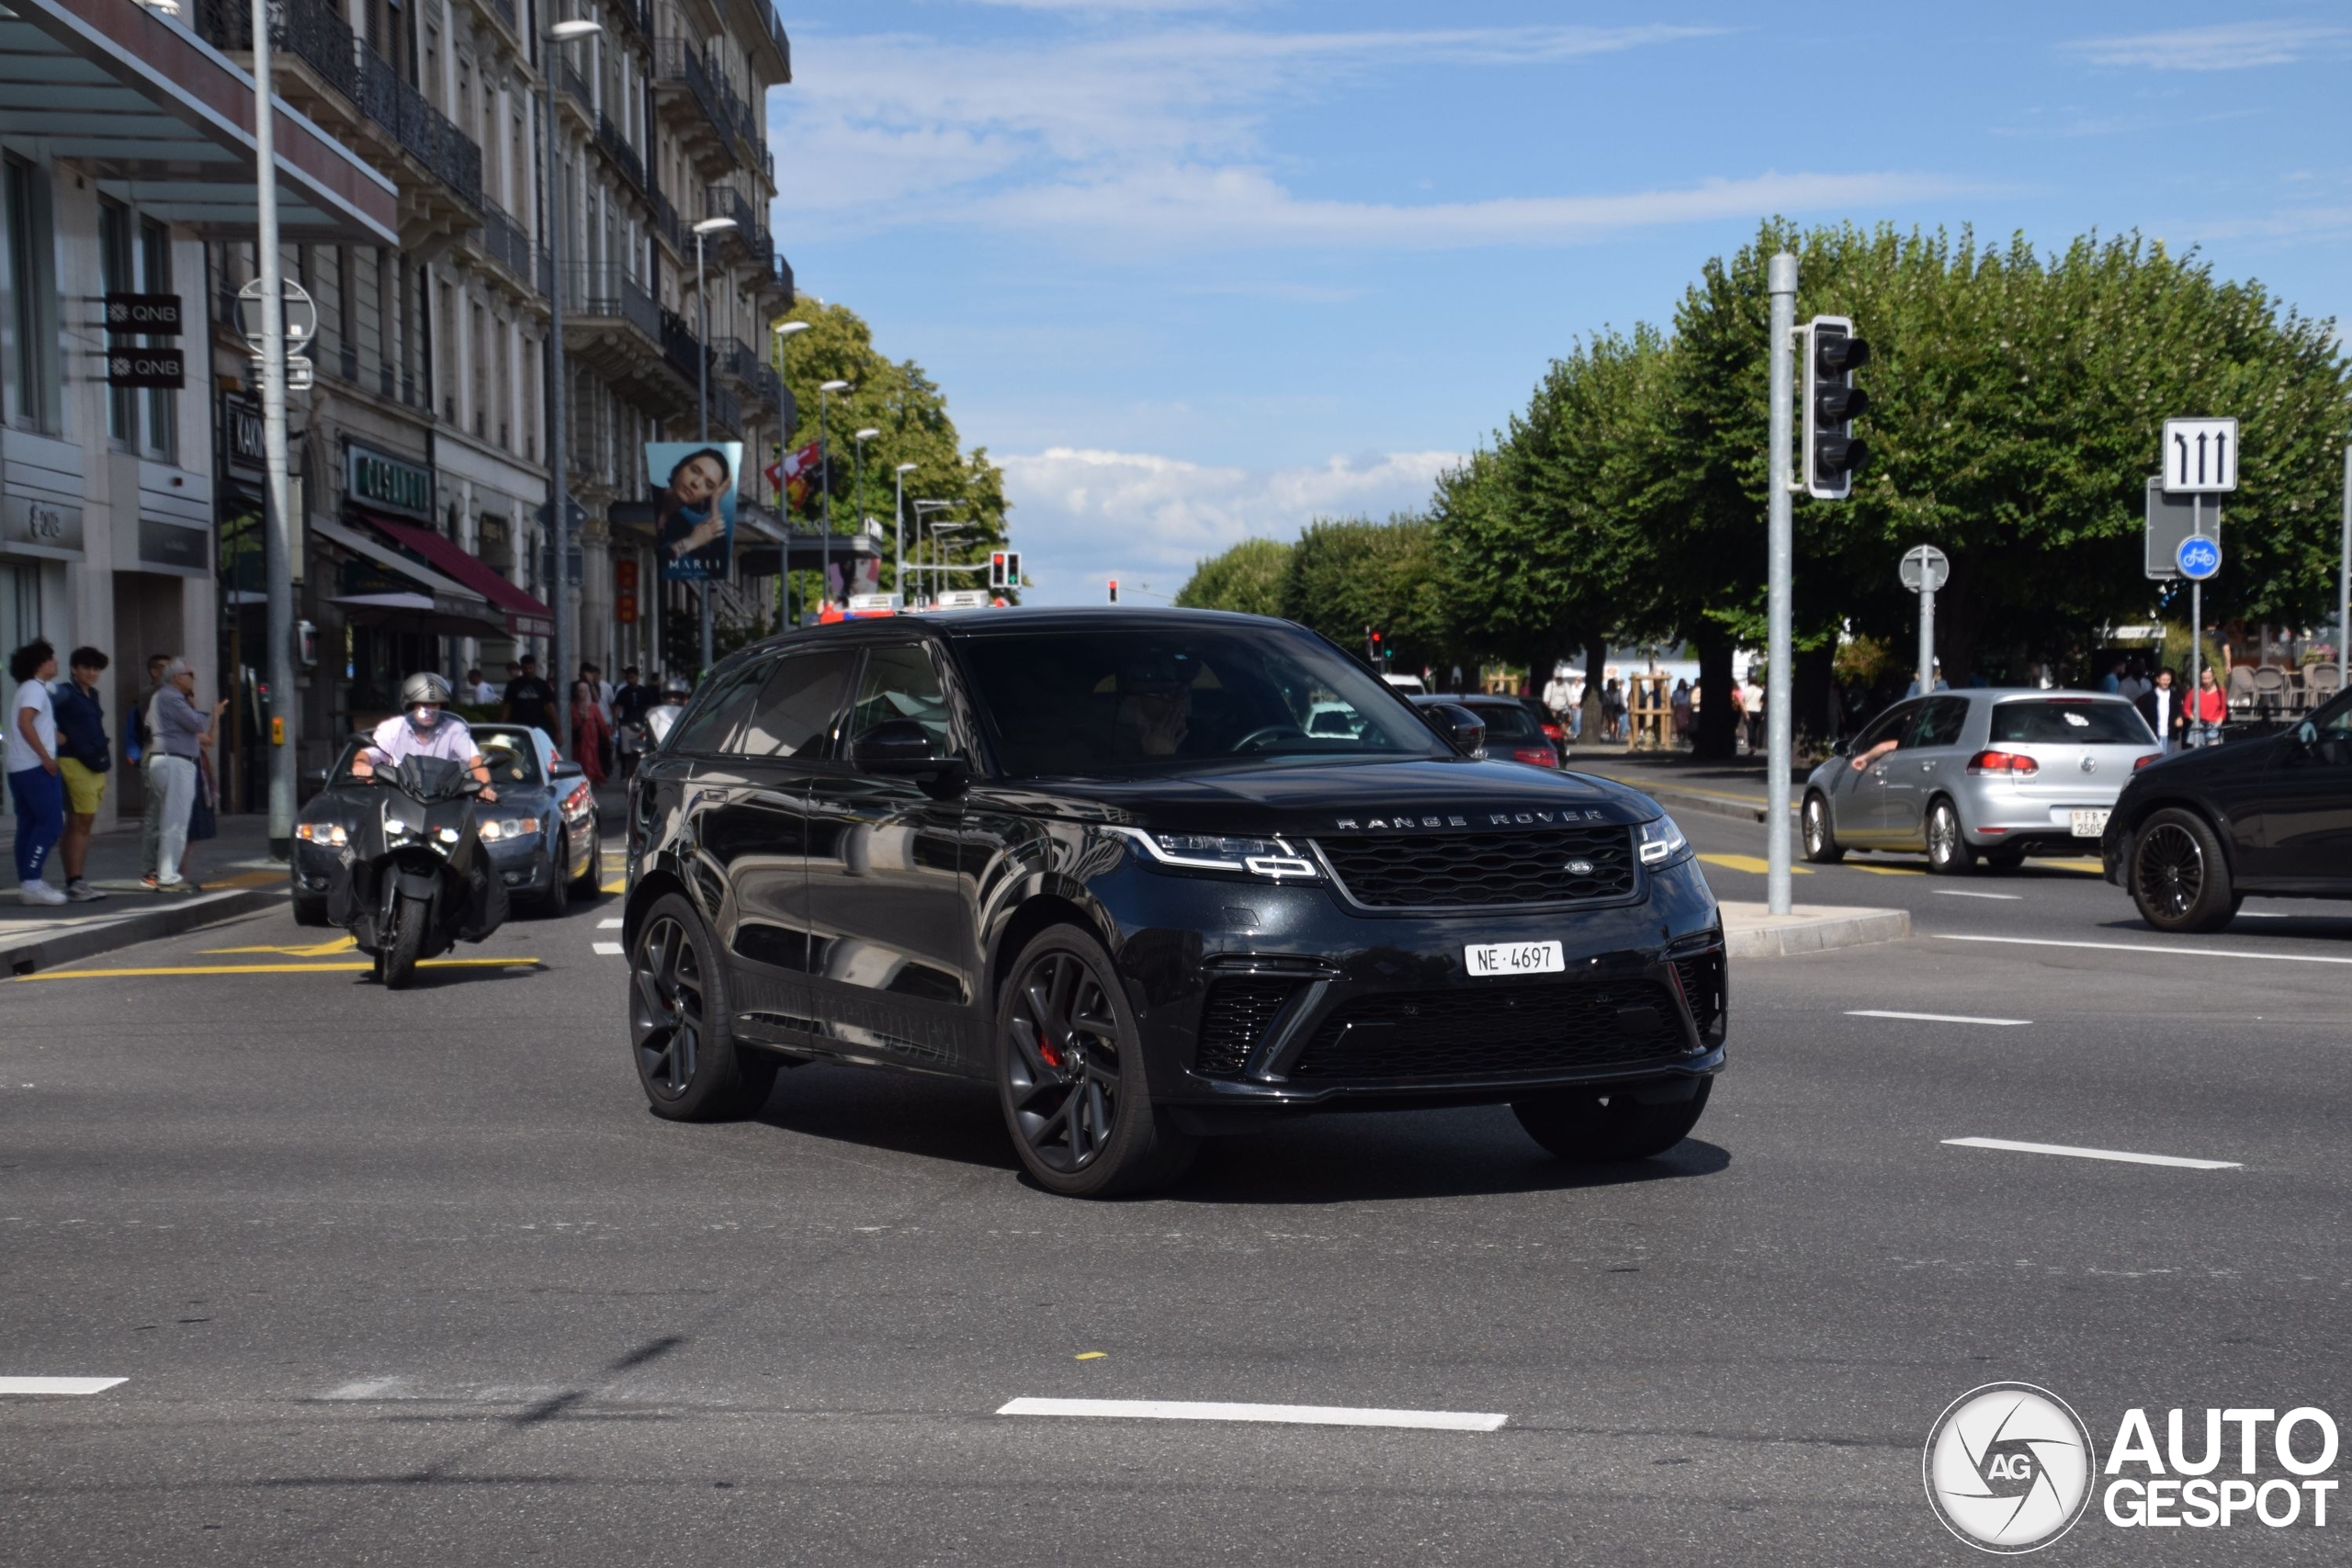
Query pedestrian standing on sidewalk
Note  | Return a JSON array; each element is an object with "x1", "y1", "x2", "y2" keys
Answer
[
  {"x1": 51, "y1": 647, "x2": 111, "y2": 902},
  {"x1": 1669, "y1": 678, "x2": 1693, "y2": 746},
  {"x1": 136, "y1": 651, "x2": 170, "y2": 884},
  {"x1": 2183, "y1": 665, "x2": 2225, "y2": 749},
  {"x1": 503, "y1": 655, "x2": 555, "y2": 736},
  {"x1": 2135, "y1": 668, "x2": 2178, "y2": 752},
  {"x1": 569, "y1": 679, "x2": 609, "y2": 787},
  {"x1": 7, "y1": 640, "x2": 67, "y2": 905},
  {"x1": 150, "y1": 658, "x2": 227, "y2": 893}
]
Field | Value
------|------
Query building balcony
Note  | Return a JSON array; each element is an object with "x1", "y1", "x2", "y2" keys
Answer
[
  {"x1": 703, "y1": 186, "x2": 773, "y2": 268},
  {"x1": 469, "y1": 199, "x2": 550, "y2": 303},
  {"x1": 594, "y1": 110, "x2": 649, "y2": 198},
  {"x1": 560, "y1": 263, "x2": 692, "y2": 419},
  {"x1": 650, "y1": 37, "x2": 765, "y2": 183},
  {"x1": 648, "y1": 188, "x2": 685, "y2": 259}
]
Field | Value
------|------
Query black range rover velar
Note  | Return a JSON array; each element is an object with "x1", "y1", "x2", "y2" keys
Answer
[{"x1": 624, "y1": 608, "x2": 1726, "y2": 1196}]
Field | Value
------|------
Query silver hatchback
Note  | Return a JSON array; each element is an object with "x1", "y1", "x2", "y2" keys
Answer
[{"x1": 1802, "y1": 690, "x2": 2164, "y2": 872}]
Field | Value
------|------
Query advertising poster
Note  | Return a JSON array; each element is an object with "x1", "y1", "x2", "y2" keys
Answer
[{"x1": 647, "y1": 440, "x2": 742, "y2": 582}]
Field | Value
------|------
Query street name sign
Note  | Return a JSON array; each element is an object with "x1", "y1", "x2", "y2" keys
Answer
[
  {"x1": 2176, "y1": 535, "x2": 2222, "y2": 581},
  {"x1": 2162, "y1": 417, "x2": 2238, "y2": 493}
]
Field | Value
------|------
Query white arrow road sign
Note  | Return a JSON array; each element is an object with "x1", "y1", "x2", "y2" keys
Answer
[{"x1": 2162, "y1": 417, "x2": 2238, "y2": 494}]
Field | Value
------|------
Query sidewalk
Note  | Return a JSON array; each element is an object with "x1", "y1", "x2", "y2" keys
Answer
[
  {"x1": 1565, "y1": 748, "x2": 1804, "y2": 824},
  {"x1": 2, "y1": 811, "x2": 287, "y2": 975}
]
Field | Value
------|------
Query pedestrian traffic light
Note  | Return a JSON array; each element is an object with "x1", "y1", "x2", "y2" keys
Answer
[
  {"x1": 989, "y1": 550, "x2": 1008, "y2": 589},
  {"x1": 1803, "y1": 315, "x2": 1871, "y2": 500},
  {"x1": 1003, "y1": 550, "x2": 1021, "y2": 587},
  {"x1": 1107, "y1": 579, "x2": 1119, "y2": 604}
]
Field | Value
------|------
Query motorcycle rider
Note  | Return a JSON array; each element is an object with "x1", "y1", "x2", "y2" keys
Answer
[{"x1": 351, "y1": 672, "x2": 498, "y2": 803}]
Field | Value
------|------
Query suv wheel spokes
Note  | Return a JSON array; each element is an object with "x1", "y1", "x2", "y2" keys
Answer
[
  {"x1": 2136, "y1": 823, "x2": 2201, "y2": 918},
  {"x1": 632, "y1": 915, "x2": 702, "y2": 1098},
  {"x1": 1005, "y1": 951, "x2": 1123, "y2": 1173}
]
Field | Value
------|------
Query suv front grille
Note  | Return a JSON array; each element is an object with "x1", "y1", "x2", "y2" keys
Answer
[
  {"x1": 1314, "y1": 827, "x2": 1635, "y2": 908},
  {"x1": 1195, "y1": 976, "x2": 1303, "y2": 1077},
  {"x1": 1290, "y1": 978, "x2": 1683, "y2": 1081}
]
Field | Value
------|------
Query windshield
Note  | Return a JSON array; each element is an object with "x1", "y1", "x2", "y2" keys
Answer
[
  {"x1": 1989, "y1": 699, "x2": 2154, "y2": 746},
  {"x1": 473, "y1": 729, "x2": 545, "y2": 786},
  {"x1": 959, "y1": 625, "x2": 1450, "y2": 776}
]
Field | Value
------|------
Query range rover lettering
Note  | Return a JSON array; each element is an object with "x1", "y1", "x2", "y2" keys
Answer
[{"x1": 623, "y1": 609, "x2": 1726, "y2": 1197}]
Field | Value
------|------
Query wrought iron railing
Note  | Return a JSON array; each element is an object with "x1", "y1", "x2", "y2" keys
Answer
[
  {"x1": 562, "y1": 265, "x2": 662, "y2": 344},
  {"x1": 354, "y1": 45, "x2": 483, "y2": 211},
  {"x1": 479, "y1": 200, "x2": 547, "y2": 291},
  {"x1": 194, "y1": 0, "x2": 358, "y2": 100},
  {"x1": 652, "y1": 38, "x2": 744, "y2": 169},
  {"x1": 595, "y1": 110, "x2": 646, "y2": 194},
  {"x1": 659, "y1": 306, "x2": 703, "y2": 385},
  {"x1": 649, "y1": 188, "x2": 684, "y2": 255}
]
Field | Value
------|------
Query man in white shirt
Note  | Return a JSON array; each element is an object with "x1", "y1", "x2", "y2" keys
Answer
[
  {"x1": 351, "y1": 673, "x2": 497, "y2": 801},
  {"x1": 7, "y1": 638, "x2": 65, "y2": 904}
]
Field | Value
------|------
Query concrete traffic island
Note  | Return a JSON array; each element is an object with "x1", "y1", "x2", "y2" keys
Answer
[{"x1": 1717, "y1": 901, "x2": 1910, "y2": 958}]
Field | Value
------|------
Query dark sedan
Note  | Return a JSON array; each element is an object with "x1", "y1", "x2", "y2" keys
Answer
[
  {"x1": 1411, "y1": 694, "x2": 1565, "y2": 768},
  {"x1": 2102, "y1": 686, "x2": 2352, "y2": 931},
  {"x1": 293, "y1": 723, "x2": 600, "y2": 924}
]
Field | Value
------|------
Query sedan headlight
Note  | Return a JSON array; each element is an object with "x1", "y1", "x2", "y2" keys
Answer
[
  {"x1": 1636, "y1": 814, "x2": 1691, "y2": 869},
  {"x1": 1114, "y1": 828, "x2": 1319, "y2": 881},
  {"x1": 477, "y1": 817, "x2": 541, "y2": 843},
  {"x1": 295, "y1": 822, "x2": 348, "y2": 847}
]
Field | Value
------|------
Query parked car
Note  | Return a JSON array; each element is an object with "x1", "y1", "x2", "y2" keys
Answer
[
  {"x1": 292, "y1": 723, "x2": 599, "y2": 924},
  {"x1": 2102, "y1": 686, "x2": 2352, "y2": 931},
  {"x1": 625, "y1": 608, "x2": 1724, "y2": 1197},
  {"x1": 1412, "y1": 693, "x2": 1562, "y2": 768},
  {"x1": 1801, "y1": 690, "x2": 2161, "y2": 873}
]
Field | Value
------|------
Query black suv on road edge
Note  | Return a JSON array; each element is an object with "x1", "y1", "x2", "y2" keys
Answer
[{"x1": 624, "y1": 608, "x2": 1726, "y2": 1196}]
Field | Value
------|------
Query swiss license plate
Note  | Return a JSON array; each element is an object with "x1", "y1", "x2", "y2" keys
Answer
[
  {"x1": 1464, "y1": 940, "x2": 1565, "y2": 977},
  {"x1": 2071, "y1": 809, "x2": 2110, "y2": 838}
]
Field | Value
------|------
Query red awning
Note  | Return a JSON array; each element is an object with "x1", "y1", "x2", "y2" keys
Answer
[{"x1": 356, "y1": 513, "x2": 556, "y2": 639}]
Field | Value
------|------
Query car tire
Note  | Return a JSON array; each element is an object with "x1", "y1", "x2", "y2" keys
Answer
[
  {"x1": 2130, "y1": 807, "x2": 2238, "y2": 934},
  {"x1": 292, "y1": 896, "x2": 330, "y2": 928},
  {"x1": 628, "y1": 892, "x2": 779, "y2": 1121},
  {"x1": 996, "y1": 923, "x2": 1198, "y2": 1199},
  {"x1": 1925, "y1": 798, "x2": 1976, "y2": 874},
  {"x1": 526, "y1": 830, "x2": 571, "y2": 918},
  {"x1": 380, "y1": 891, "x2": 428, "y2": 990},
  {"x1": 1984, "y1": 846, "x2": 2028, "y2": 873},
  {"x1": 567, "y1": 821, "x2": 602, "y2": 899},
  {"x1": 1801, "y1": 794, "x2": 1845, "y2": 863},
  {"x1": 1513, "y1": 1078, "x2": 1712, "y2": 1163}
]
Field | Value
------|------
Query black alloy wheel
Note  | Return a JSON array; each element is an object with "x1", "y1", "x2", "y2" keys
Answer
[
  {"x1": 629, "y1": 893, "x2": 776, "y2": 1120},
  {"x1": 1925, "y1": 798, "x2": 1976, "y2": 874},
  {"x1": 1801, "y1": 794, "x2": 1844, "y2": 863},
  {"x1": 2130, "y1": 808, "x2": 2238, "y2": 934},
  {"x1": 997, "y1": 926, "x2": 1196, "y2": 1198}
]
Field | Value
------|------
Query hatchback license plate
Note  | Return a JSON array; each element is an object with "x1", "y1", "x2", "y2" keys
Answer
[
  {"x1": 2071, "y1": 809, "x2": 2109, "y2": 838},
  {"x1": 1465, "y1": 940, "x2": 1565, "y2": 977}
]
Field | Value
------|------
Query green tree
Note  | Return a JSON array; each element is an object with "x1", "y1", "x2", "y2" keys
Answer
[
  {"x1": 1175, "y1": 536, "x2": 1292, "y2": 615},
  {"x1": 1278, "y1": 515, "x2": 1461, "y2": 672}
]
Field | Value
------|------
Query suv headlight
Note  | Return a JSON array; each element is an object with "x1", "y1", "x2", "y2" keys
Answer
[
  {"x1": 1636, "y1": 814, "x2": 1691, "y2": 869},
  {"x1": 1113, "y1": 828, "x2": 1320, "y2": 881}
]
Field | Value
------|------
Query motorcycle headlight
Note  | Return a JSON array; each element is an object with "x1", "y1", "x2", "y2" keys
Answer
[
  {"x1": 1636, "y1": 814, "x2": 1691, "y2": 869},
  {"x1": 1114, "y1": 828, "x2": 1319, "y2": 881}
]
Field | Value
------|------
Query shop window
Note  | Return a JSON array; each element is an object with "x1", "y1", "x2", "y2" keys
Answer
[{"x1": 5, "y1": 156, "x2": 61, "y2": 434}]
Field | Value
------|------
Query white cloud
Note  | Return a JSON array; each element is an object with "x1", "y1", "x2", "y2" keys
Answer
[
  {"x1": 999, "y1": 446, "x2": 1459, "y2": 601},
  {"x1": 2064, "y1": 21, "x2": 2351, "y2": 71}
]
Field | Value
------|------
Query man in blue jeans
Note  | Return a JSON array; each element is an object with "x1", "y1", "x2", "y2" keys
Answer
[{"x1": 7, "y1": 639, "x2": 65, "y2": 905}]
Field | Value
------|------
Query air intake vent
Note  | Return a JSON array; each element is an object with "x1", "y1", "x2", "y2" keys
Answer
[
  {"x1": 1195, "y1": 977, "x2": 1301, "y2": 1077},
  {"x1": 1290, "y1": 979, "x2": 1681, "y2": 1081}
]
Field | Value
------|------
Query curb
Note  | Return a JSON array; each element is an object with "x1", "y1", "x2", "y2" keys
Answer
[
  {"x1": 1718, "y1": 902, "x2": 1911, "y2": 959},
  {"x1": 5, "y1": 885, "x2": 287, "y2": 976},
  {"x1": 1638, "y1": 783, "x2": 1782, "y2": 826}
]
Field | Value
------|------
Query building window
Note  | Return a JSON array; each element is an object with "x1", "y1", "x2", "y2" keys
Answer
[
  {"x1": 99, "y1": 199, "x2": 134, "y2": 445},
  {"x1": 140, "y1": 219, "x2": 177, "y2": 462},
  {"x1": 5, "y1": 155, "x2": 61, "y2": 434}
]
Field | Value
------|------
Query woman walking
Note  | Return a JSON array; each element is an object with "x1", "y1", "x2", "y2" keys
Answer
[{"x1": 569, "y1": 679, "x2": 609, "y2": 786}]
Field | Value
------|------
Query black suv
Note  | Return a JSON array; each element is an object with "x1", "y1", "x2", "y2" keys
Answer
[
  {"x1": 624, "y1": 609, "x2": 1725, "y2": 1196},
  {"x1": 2103, "y1": 685, "x2": 2352, "y2": 932}
]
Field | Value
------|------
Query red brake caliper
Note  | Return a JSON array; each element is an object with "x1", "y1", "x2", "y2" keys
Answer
[{"x1": 1037, "y1": 1029, "x2": 1064, "y2": 1070}]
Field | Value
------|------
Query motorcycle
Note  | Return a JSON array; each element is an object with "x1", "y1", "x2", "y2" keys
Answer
[{"x1": 320, "y1": 754, "x2": 508, "y2": 988}]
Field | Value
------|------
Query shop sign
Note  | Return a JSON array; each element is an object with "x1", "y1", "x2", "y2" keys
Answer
[
  {"x1": 139, "y1": 517, "x2": 209, "y2": 574},
  {"x1": 1, "y1": 494, "x2": 85, "y2": 558},
  {"x1": 222, "y1": 391, "x2": 265, "y2": 476},
  {"x1": 345, "y1": 441, "x2": 435, "y2": 521}
]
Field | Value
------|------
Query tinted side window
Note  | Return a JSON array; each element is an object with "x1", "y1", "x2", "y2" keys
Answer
[
  {"x1": 741, "y1": 649, "x2": 857, "y2": 758},
  {"x1": 667, "y1": 662, "x2": 764, "y2": 756},
  {"x1": 1854, "y1": 703, "x2": 1916, "y2": 751},
  {"x1": 1472, "y1": 703, "x2": 1543, "y2": 740},
  {"x1": 848, "y1": 644, "x2": 951, "y2": 751},
  {"x1": 1989, "y1": 700, "x2": 2154, "y2": 746},
  {"x1": 1915, "y1": 696, "x2": 1970, "y2": 750}
]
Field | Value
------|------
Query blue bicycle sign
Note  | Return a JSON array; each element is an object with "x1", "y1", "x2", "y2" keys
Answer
[{"x1": 2175, "y1": 535, "x2": 2222, "y2": 581}]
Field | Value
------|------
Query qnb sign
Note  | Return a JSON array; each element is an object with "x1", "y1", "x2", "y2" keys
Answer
[
  {"x1": 346, "y1": 444, "x2": 435, "y2": 521},
  {"x1": 2104, "y1": 1407, "x2": 2340, "y2": 1529}
]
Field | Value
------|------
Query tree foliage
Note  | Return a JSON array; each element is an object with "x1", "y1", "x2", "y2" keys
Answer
[
  {"x1": 1277, "y1": 515, "x2": 1463, "y2": 672},
  {"x1": 1174, "y1": 536, "x2": 1292, "y2": 615}
]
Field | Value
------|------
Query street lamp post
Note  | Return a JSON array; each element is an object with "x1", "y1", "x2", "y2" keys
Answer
[
  {"x1": 690, "y1": 215, "x2": 738, "y2": 671},
  {"x1": 541, "y1": 14, "x2": 602, "y2": 749},
  {"x1": 893, "y1": 461, "x2": 917, "y2": 606},
  {"x1": 911, "y1": 499, "x2": 958, "y2": 609},
  {"x1": 852, "y1": 426, "x2": 880, "y2": 600},
  {"x1": 250, "y1": 0, "x2": 296, "y2": 854},
  {"x1": 816, "y1": 378, "x2": 851, "y2": 613},
  {"x1": 772, "y1": 320, "x2": 808, "y2": 621}
]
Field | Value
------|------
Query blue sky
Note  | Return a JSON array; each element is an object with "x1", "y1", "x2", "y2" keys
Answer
[{"x1": 769, "y1": 2, "x2": 2352, "y2": 604}]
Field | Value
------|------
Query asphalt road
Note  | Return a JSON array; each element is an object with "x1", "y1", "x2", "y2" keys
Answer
[{"x1": 4, "y1": 818, "x2": 2349, "y2": 1566}]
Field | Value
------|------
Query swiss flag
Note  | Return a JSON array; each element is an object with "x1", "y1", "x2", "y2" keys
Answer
[{"x1": 765, "y1": 441, "x2": 822, "y2": 509}]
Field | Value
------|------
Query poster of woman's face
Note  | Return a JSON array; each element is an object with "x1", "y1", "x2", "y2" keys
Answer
[{"x1": 648, "y1": 441, "x2": 742, "y2": 581}]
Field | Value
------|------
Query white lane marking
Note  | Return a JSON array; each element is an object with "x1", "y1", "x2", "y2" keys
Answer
[
  {"x1": 996, "y1": 1397, "x2": 1506, "y2": 1432},
  {"x1": 320, "y1": 1376, "x2": 405, "y2": 1400},
  {"x1": 1935, "y1": 889, "x2": 2022, "y2": 901},
  {"x1": 2234, "y1": 911, "x2": 2290, "y2": 919},
  {"x1": 592, "y1": 942, "x2": 624, "y2": 956},
  {"x1": 1943, "y1": 1137, "x2": 2240, "y2": 1170},
  {"x1": 598, "y1": 918, "x2": 623, "y2": 929},
  {"x1": 1939, "y1": 934, "x2": 2352, "y2": 966},
  {"x1": 0, "y1": 1377, "x2": 126, "y2": 1395},
  {"x1": 1848, "y1": 1010, "x2": 2030, "y2": 1027}
]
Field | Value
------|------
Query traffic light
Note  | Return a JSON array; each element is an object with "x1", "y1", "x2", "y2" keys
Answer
[
  {"x1": 989, "y1": 550, "x2": 1008, "y2": 589},
  {"x1": 1366, "y1": 627, "x2": 1385, "y2": 665},
  {"x1": 1003, "y1": 549, "x2": 1021, "y2": 587},
  {"x1": 1803, "y1": 315, "x2": 1871, "y2": 500},
  {"x1": 1107, "y1": 578, "x2": 1119, "y2": 604}
]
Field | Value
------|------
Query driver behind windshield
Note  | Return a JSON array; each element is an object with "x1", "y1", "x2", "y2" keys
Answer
[
  {"x1": 1114, "y1": 656, "x2": 1192, "y2": 759},
  {"x1": 351, "y1": 672, "x2": 498, "y2": 802}
]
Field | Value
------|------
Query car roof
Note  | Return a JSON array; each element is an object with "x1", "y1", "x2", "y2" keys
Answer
[{"x1": 708, "y1": 605, "x2": 1314, "y2": 680}]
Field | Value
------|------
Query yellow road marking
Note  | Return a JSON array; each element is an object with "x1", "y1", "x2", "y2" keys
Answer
[
  {"x1": 1075, "y1": 1352, "x2": 1107, "y2": 1361},
  {"x1": 601, "y1": 877, "x2": 627, "y2": 894},
  {"x1": 1698, "y1": 853, "x2": 1810, "y2": 875},
  {"x1": 1845, "y1": 862, "x2": 1927, "y2": 876},
  {"x1": 17, "y1": 958, "x2": 542, "y2": 982},
  {"x1": 202, "y1": 868, "x2": 286, "y2": 889},
  {"x1": 202, "y1": 935, "x2": 358, "y2": 957}
]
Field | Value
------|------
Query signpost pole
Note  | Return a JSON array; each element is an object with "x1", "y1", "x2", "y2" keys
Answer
[
  {"x1": 1764, "y1": 254, "x2": 1797, "y2": 916},
  {"x1": 2338, "y1": 443, "x2": 2349, "y2": 678},
  {"x1": 2189, "y1": 494, "x2": 2204, "y2": 739},
  {"x1": 251, "y1": 0, "x2": 297, "y2": 858},
  {"x1": 542, "y1": 45, "x2": 573, "y2": 746},
  {"x1": 1917, "y1": 559, "x2": 1935, "y2": 698}
]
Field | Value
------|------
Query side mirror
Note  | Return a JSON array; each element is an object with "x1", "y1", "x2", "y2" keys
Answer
[
  {"x1": 549, "y1": 759, "x2": 585, "y2": 780},
  {"x1": 853, "y1": 719, "x2": 968, "y2": 792},
  {"x1": 1829, "y1": 736, "x2": 1850, "y2": 757},
  {"x1": 1429, "y1": 703, "x2": 1487, "y2": 758}
]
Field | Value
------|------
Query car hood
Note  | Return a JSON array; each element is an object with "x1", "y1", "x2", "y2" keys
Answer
[{"x1": 992, "y1": 756, "x2": 1660, "y2": 837}]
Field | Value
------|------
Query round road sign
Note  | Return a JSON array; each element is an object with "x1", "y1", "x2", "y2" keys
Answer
[
  {"x1": 2175, "y1": 535, "x2": 2222, "y2": 581},
  {"x1": 1898, "y1": 544, "x2": 1950, "y2": 593}
]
